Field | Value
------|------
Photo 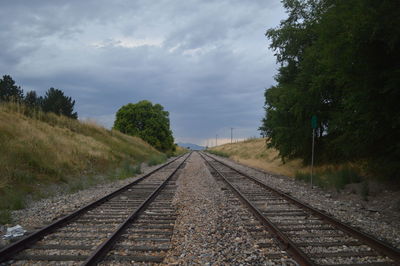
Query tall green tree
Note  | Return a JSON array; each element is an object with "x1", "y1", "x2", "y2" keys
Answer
[
  {"x1": 0, "y1": 75, "x2": 24, "y2": 102},
  {"x1": 260, "y1": 0, "x2": 400, "y2": 179},
  {"x1": 41, "y1": 88, "x2": 78, "y2": 119},
  {"x1": 114, "y1": 100, "x2": 174, "y2": 152}
]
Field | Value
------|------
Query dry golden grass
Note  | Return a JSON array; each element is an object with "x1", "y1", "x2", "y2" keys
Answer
[
  {"x1": 0, "y1": 103, "x2": 163, "y2": 221},
  {"x1": 211, "y1": 138, "x2": 366, "y2": 195},
  {"x1": 0, "y1": 107, "x2": 158, "y2": 181},
  {"x1": 174, "y1": 145, "x2": 188, "y2": 155},
  {"x1": 210, "y1": 138, "x2": 307, "y2": 177}
]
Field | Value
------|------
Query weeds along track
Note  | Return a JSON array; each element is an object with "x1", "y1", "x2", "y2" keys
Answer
[
  {"x1": 0, "y1": 153, "x2": 190, "y2": 265},
  {"x1": 200, "y1": 152, "x2": 400, "y2": 266}
]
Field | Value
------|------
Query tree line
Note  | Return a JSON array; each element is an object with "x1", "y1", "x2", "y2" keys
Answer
[
  {"x1": 0, "y1": 75, "x2": 78, "y2": 119},
  {"x1": 1, "y1": 75, "x2": 175, "y2": 153},
  {"x1": 259, "y1": 0, "x2": 400, "y2": 180}
]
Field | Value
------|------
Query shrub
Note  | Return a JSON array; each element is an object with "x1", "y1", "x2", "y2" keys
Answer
[
  {"x1": 295, "y1": 166, "x2": 362, "y2": 191},
  {"x1": 0, "y1": 209, "x2": 12, "y2": 224},
  {"x1": 147, "y1": 154, "x2": 168, "y2": 166},
  {"x1": 115, "y1": 161, "x2": 142, "y2": 179}
]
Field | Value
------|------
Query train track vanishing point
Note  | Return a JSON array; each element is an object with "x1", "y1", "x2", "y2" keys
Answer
[
  {"x1": 200, "y1": 151, "x2": 400, "y2": 266},
  {"x1": 0, "y1": 152, "x2": 191, "y2": 265}
]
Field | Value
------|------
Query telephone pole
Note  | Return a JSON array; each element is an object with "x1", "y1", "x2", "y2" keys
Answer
[
  {"x1": 216, "y1": 134, "x2": 218, "y2": 147},
  {"x1": 230, "y1": 128, "x2": 234, "y2": 143}
]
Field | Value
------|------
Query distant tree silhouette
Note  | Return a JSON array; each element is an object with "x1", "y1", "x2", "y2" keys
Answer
[
  {"x1": 41, "y1": 88, "x2": 78, "y2": 119},
  {"x1": 0, "y1": 75, "x2": 24, "y2": 102},
  {"x1": 24, "y1": 90, "x2": 42, "y2": 108}
]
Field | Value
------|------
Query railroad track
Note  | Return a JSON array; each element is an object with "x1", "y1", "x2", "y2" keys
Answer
[
  {"x1": 0, "y1": 152, "x2": 190, "y2": 265},
  {"x1": 200, "y1": 151, "x2": 400, "y2": 266}
]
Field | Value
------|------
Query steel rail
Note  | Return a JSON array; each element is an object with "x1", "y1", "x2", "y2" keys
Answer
[
  {"x1": 199, "y1": 152, "x2": 314, "y2": 266},
  {"x1": 202, "y1": 151, "x2": 400, "y2": 263},
  {"x1": 0, "y1": 153, "x2": 188, "y2": 263},
  {"x1": 83, "y1": 152, "x2": 191, "y2": 265}
]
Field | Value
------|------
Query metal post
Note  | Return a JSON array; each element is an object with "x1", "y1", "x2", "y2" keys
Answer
[{"x1": 311, "y1": 128, "x2": 315, "y2": 188}]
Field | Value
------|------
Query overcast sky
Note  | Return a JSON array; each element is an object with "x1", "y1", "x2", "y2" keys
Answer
[{"x1": 0, "y1": 0, "x2": 286, "y2": 146}]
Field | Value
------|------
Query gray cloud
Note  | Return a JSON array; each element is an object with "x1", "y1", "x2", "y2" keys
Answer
[{"x1": 0, "y1": 0, "x2": 286, "y2": 145}]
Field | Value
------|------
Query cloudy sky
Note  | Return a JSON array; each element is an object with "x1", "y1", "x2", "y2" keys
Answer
[{"x1": 0, "y1": 0, "x2": 286, "y2": 146}]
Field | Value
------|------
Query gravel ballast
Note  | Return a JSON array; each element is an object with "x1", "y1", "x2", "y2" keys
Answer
[
  {"x1": 163, "y1": 152, "x2": 293, "y2": 265},
  {"x1": 206, "y1": 153, "x2": 400, "y2": 250},
  {"x1": 0, "y1": 158, "x2": 178, "y2": 248},
  {"x1": 2, "y1": 151, "x2": 399, "y2": 264}
]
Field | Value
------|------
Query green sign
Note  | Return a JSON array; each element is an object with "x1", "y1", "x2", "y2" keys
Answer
[{"x1": 311, "y1": 115, "x2": 317, "y2": 129}]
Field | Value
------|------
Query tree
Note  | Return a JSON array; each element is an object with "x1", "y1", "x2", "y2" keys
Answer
[
  {"x1": 0, "y1": 75, "x2": 24, "y2": 102},
  {"x1": 24, "y1": 90, "x2": 42, "y2": 108},
  {"x1": 260, "y1": 0, "x2": 400, "y2": 179},
  {"x1": 41, "y1": 88, "x2": 78, "y2": 119},
  {"x1": 113, "y1": 100, "x2": 175, "y2": 152}
]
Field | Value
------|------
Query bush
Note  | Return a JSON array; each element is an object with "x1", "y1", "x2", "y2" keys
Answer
[
  {"x1": 147, "y1": 154, "x2": 167, "y2": 166},
  {"x1": 0, "y1": 209, "x2": 12, "y2": 224},
  {"x1": 115, "y1": 161, "x2": 142, "y2": 179},
  {"x1": 295, "y1": 166, "x2": 362, "y2": 191}
]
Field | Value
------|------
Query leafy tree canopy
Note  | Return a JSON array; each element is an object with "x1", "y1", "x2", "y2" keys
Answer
[
  {"x1": 260, "y1": 0, "x2": 400, "y2": 179},
  {"x1": 0, "y1": 75, "x2": 24, "y2": 102},
  {"x1": 114, "y1": 100, "x2": 175, "y2": 152},
  {"x1": 42, "y1": 88, "x2": 78, "y2": 119}
]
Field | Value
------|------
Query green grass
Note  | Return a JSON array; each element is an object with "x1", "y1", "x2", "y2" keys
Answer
[
  {"x1": 147, "y1": 154, "x2": 168, "y2": 166},
  {"x1": 0, "y1": 209, "x2": 12, "y2": 225},
  {"x1": 207, "y1": 150, "x2": 230, "y2": 158},
  {"x1": 0, "y1": 189, "x2": 25, "y2": 223},
  {"x1": 114, "y1": 161, "x2": 142, "y2": 179},
  {"x1": 0, "y1": 189, "x2": 26, "y2": 210},
  {"x1": 295, "y1": 166, "x2": 362, "y2": 191}
]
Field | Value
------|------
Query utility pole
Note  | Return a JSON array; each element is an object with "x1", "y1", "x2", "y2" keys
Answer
[
  {"x1": 216, "y1": 134, "x2": 218, "y2": 147},
  {"x1": 230, "y1": 128, "x2": 234, "y2": 143}
]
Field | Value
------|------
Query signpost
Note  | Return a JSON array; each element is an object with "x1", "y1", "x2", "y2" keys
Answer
[{"x1": 311, "y1": 115, "x2": 317, "y2": 188}]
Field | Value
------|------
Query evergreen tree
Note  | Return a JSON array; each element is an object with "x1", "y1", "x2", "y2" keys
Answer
[
  {"x1": 41, "y1": 88, "x2": 78, "y2": 119},
  {"x1": 0, "y1": 75, "x2": 24, "y2": 102},
  {"x1": 24, "y1": 90, "x2": 42, "y2": 108}
]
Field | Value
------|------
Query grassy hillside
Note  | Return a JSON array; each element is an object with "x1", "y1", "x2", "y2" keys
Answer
[
  {"x1": 209, "y1": 138, "x2": 365, "y2": 193},
  {"x1": 209, "y1": 138, "x2": 305, "y2": 177},
  {"x1": 0, "y1": 103, "x2": 167, "y2": 223}
]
